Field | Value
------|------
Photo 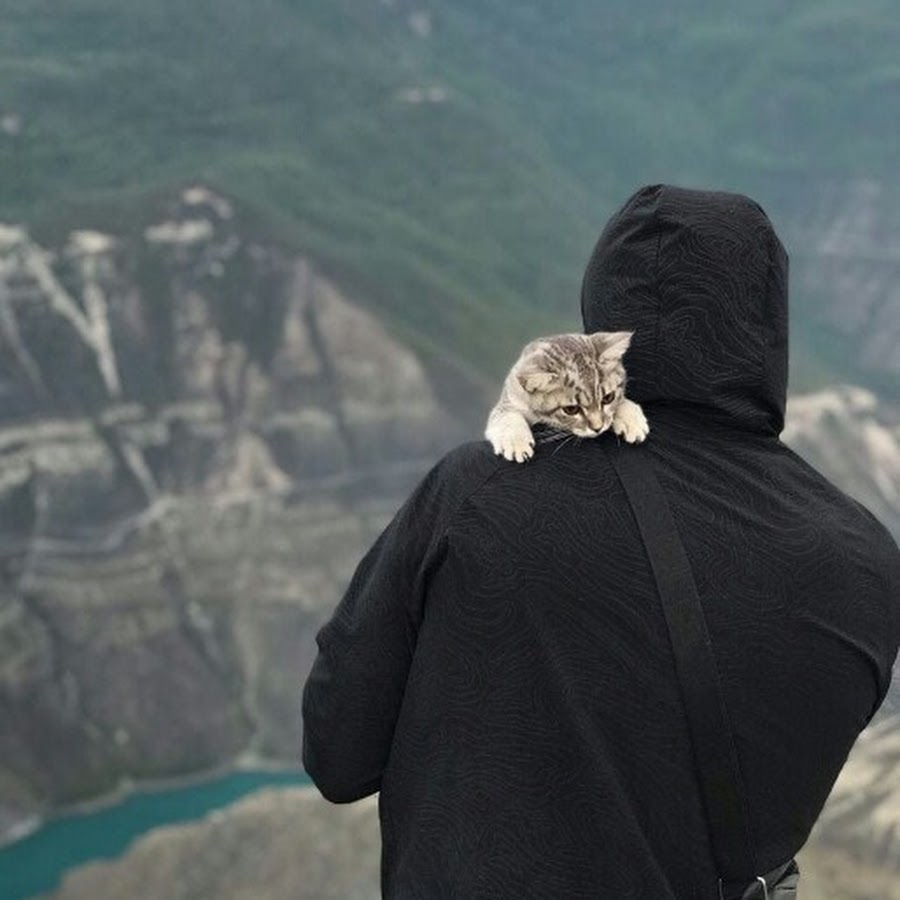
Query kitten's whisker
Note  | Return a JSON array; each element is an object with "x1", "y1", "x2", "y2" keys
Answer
[
  {"x1": 537, "y1": 429, "x2": 568, "y2": 444},
  {"x1": 552, "y1": 434, "x2": 576, "y2": 456}
]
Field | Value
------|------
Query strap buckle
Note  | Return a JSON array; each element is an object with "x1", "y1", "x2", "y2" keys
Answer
[{"x1": 717, "y1": 874, "x2": 770, "y2": 900}]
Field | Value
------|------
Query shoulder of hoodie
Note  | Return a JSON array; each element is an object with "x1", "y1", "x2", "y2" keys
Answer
[
  {"x1": 422, "y1": 437, "x2": 613, "y2": 530},
  {"x1": 423, "y1": 440, "x2": 508, "y2": 517},
  {"x1": 413, "y1": 438, "x2": 572, "y2": 534},
  {"x1": 781, "y1": 440, "x2": 900, "y2": 640},
  {"x1": 849, "y1": 496, "x2": 900, "y2": 617},
  {"x1": 781, "y1": 439, "x2": 900, "y2": 560}
]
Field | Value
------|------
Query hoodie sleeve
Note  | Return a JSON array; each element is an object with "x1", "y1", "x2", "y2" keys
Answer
[{"x1": 301, "y1": 446, "x2": 499, "y2": 803}]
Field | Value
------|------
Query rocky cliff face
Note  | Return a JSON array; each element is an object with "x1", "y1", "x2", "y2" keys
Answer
[{"x1": 0, "y1": 187, "x2": 472, "y2": 838}]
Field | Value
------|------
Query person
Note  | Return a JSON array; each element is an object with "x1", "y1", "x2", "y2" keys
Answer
[{"x1": 301, "y1": 185, "x2": 900, "y2": 898}]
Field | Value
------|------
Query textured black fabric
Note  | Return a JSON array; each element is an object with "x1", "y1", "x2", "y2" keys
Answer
[{"x1": 302, "y1": 185, "x2": 900, "y2": 898}]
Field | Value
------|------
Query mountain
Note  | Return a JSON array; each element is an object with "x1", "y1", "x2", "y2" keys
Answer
[
  {"x1": 2, "y1": 1, "x2": 900, "y2": 391},
  {"x1": 0, "y1": 186, "x2": 471, "y2": 837}
]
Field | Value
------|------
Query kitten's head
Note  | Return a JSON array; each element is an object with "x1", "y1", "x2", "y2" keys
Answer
[{"x1": 515, "y1": 331, "x2": 632, "y2": 437}]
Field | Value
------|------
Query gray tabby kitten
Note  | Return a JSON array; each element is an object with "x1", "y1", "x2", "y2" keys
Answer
[{"x1": 485, "y1": 331, "x2": 649, "y2": 462}]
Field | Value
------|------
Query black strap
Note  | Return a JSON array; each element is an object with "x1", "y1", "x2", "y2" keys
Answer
[{"x1": 609, "y1": 444, "x2": 757, "y2": 881}]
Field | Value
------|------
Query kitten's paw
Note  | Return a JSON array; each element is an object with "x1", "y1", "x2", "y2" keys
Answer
[
  {"x1": 487, "y1": 425, "x2": 535, "y2": 463},
  {"x1": 612, "y1": 399, "x2": 649, "y2": 444}
]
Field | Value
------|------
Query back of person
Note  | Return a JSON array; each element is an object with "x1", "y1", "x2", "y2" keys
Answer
[
  {"x1": 377, "y1": 431, "x2": 897, "y2": 898},
  {"x1": 303, "y1": 185, "x2": 900, "y2": 898}
]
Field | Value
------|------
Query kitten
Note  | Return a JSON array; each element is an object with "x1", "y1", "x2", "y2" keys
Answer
[{"x1": 485, "y1": 331, "x2": 649, "y2": 462}]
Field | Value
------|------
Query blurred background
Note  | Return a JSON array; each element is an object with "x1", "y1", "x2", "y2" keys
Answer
[{"x1": 0, "y1": 1, "x2": 898, "y2": 897}]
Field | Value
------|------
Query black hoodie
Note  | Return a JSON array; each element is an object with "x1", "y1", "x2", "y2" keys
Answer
[{"x1": 302, "y1": 185, "x2": 900, "y2": 898}]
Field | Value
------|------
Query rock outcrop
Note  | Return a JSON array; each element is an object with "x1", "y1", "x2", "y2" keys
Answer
[{"x1": 0, "y1": 188, "x2": 473, "y2": 838}]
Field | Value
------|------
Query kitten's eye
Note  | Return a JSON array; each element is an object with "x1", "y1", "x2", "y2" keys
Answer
[
  {"x1": 561, "y1": 405, "x2": 581, "y2": 416},
  {"x1": 602, "y1": 391, "x2": 617, "y2": 405}
]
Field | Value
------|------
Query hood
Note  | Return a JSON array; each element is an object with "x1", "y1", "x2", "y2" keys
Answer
[{"x1": 581, "y1": 185, "x2": 789, "y2": 436}]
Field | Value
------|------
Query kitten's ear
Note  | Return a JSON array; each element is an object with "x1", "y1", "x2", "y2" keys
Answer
[
  {"x1": 518, "y1": 370, "x2": 557, "y2": 393},
  {"x1": 593, "y1": 331, "x2": 633, "y2": 362}
]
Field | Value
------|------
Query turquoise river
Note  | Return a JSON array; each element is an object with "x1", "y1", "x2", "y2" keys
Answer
[{"x1": 0, "y1": 769, "x2": 312, "y2": 900}]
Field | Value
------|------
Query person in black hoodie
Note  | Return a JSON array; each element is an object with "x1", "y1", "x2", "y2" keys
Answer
[{"x1": 301, "y1": 185, "x2": 900, "y2": 898}]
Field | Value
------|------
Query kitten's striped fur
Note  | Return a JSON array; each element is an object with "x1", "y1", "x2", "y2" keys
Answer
[{"x1": 485, "y1": 331, "x2": 648, "y2": 462}]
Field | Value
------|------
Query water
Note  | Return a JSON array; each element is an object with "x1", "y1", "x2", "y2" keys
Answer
[{"x1": 0, "y1": 769, "x2": 311, "y2": 900}]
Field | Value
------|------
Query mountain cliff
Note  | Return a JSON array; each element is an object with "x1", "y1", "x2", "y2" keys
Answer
[{"x1": 0, "y1": 187, "x2": 472, "y2": 838}]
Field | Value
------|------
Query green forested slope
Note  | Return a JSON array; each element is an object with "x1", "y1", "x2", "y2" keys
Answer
[{"x1": 1, "y1": 0, "x2": 897, "y2": 381}]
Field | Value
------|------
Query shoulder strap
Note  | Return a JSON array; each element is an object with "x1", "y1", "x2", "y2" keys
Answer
[{"x1": 608, "y1": 444, "x2": 757, "y2": 881}]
